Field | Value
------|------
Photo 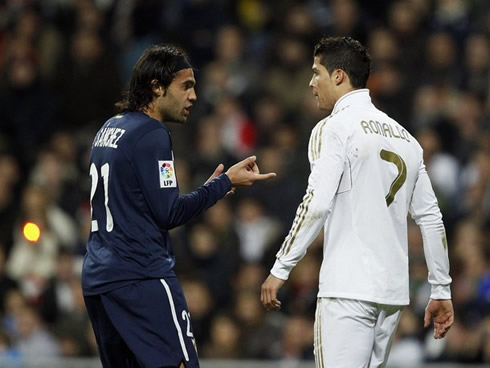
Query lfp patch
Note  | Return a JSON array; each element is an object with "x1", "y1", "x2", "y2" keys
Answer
[{"x1": 158, "y1": 161, "x2": 177, "y2": 188}]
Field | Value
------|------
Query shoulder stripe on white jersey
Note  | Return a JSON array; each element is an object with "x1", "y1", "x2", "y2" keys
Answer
[
  {"x1": 311, "y1": 124, "x2": 320, "y2": 161},
  {"x1": 310, "y1": 127, "x2": 318, "y2": 162},
  {"x1": 160, "y1": 279, "x2": 189, "y2": 362},
  {"x1": 315, "y1": 118, "x2": 330, "y2": 160},
  {"x1": 312, "y1": 122, "x2": 321, "y2": 161},
  {"x1": 311, "y1": 113, "x2": 335, "y2": 161}
]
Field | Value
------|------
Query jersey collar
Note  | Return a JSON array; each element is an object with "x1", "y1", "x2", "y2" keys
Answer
[{"x1": 332, "y1": 89, "x2": 371, "y2": 114}]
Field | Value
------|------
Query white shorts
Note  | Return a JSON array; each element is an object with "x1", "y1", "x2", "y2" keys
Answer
[{"x1": 314, "y1": 297, "x2": 403, "y2": 368}]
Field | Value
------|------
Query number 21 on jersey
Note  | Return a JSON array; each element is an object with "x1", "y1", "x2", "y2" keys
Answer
[{"x1": 89, "y1": 163, "x2": 114, "y2": 232}]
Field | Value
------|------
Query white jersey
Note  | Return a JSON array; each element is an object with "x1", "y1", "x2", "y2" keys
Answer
[{"x1": 271, "y1": 89, "x2": 451, "y2": 305}]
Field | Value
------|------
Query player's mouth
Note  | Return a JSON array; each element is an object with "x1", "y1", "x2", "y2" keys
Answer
[{"x1": 184, "y1": 106, "x2": 192, "y2": 115}]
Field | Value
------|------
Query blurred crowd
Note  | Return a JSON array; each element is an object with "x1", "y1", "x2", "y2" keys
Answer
[{"x1": 0, "y1": 0, "x2": 488, "y2": 365}]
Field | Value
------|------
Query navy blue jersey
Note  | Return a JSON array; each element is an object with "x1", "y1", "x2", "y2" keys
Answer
[{"x1": 82, "y1": 112, "x2": 231, "y2": 295}]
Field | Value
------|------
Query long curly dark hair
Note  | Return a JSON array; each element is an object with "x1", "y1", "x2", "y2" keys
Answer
[{"x1": 115, "y1": 44, "x2": 192, "y2": 113}]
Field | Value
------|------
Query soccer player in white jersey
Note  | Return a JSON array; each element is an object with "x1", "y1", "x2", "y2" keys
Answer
[{"x1": 261, "y1": 36, "x2": 454, "y2": 367}]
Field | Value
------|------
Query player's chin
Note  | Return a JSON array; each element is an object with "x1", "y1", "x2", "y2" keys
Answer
[
  {"x1": 181, "y1": 111, "x2": 191, "y2": 122},
  {"x1": 171, "y1": 115, "x2": 188, "y2": 124},
  {"x1": 319, "y1": 104, "x2": 333, "y2": 114}
]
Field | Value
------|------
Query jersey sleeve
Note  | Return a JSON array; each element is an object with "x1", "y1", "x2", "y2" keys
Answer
[
  {"x1": 409, "y1": 160, "x2": 452, "y2": 299},
  {"x1": 133, "y1": 128, "x2": 232, "y2": 230},
  {"x1": 270, "y1": 124, "x2": 346, "y2": 280}
]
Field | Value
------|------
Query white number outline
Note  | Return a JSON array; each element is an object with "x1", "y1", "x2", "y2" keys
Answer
[
  {"x1": 89, "y1": 163, "x2": 114, "y2": 232},
  {"x1": 181, "y1": 310, "x2": 194, "y2": 338}
]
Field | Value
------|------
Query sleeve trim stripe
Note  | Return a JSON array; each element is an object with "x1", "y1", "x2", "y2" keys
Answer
[
  {"x1": 278, "y1": 188, "x2": 315, "y2": 257},
  {"x1": 277, "y1": 188, "x2": 312, "y2": 257},
  {"x1": 279, "y1": 190, "x2": 313, "y2": 255}
]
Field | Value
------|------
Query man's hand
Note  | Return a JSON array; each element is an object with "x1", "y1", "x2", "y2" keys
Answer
[
  {"x1": 205, "y1": 164, "x2": 235, "y2": 197},
  {"x1": 261, "y1": 274, "x2": 285, "y2": 311},
  {"x1": 205, "y1": 163, "x2": 224, "y2": 184},
  {"x1": 225, "y1": 156, "x2": 276, "y2": 186},
  {"x1": 424, "y1": 299, "x2": 454, "y2": 339}
]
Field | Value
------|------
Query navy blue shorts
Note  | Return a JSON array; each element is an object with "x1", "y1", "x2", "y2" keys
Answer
[{"x1": 84, "y1": 277, "x2": 199, "y2": 368}]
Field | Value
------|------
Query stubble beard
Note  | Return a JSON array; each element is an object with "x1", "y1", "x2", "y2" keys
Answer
[{"x1": 160, "y1": 105, "x2": 187, "y2": 124}]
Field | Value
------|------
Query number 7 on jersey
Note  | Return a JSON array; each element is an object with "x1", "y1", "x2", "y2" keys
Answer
[{"x1": 380, "y1": 149, "x2": 407, "y2": 207}]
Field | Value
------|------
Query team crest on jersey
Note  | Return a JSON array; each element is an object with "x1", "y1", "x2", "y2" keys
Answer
[{"x1": 158, "y1": 161, "x2": 177, "y2": 188}]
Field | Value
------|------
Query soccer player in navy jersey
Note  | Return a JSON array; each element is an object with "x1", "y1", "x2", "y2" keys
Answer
[{"x1": 82, "y1": 44, "x2": 275, "y2": 368}]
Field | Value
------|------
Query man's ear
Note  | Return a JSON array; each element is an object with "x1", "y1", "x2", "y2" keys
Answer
[
  {"x1": 151, "y1": 79, "x2": 164, "y2": 97},
  {"x1": 334, "y1": 69, "x2": 345, "y2": 86}
]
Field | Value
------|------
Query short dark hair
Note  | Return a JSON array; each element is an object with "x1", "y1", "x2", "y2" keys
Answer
[
  {"x1": 115, "y1": 44, "x2": 192, "y2": 113},
  {"x1": 313, "y1": 36, "x2": 371, "y2": 89}
]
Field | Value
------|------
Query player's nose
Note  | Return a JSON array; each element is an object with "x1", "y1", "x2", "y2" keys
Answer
[{"x1": 189, "y1": 88, "x2": 197, "y2": 102}]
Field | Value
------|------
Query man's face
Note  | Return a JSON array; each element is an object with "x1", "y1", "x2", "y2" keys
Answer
[
  {"x1": 309, "y1": 56, "x2": 336, "y2": 113},
  {"x1": 158, "y1": 68, "x2": 197, "y2": 123}
]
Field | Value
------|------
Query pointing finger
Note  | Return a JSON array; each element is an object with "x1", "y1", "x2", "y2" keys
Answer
[{"x1": 253, "y1": 172, "x2": 276, "y2": 181}]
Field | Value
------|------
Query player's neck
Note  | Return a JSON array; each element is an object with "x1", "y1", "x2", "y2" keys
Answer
[
  {"x1": 142, "y1": 104, "x2": 162, "y2": 122},
  {"x1": 336, "y1": 85, "x2": 356, "y2": 101}
]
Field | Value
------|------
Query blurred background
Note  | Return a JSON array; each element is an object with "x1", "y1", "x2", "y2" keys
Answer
[{"x1": 0, "y1": 0, "x2": 488, "y2": 367}]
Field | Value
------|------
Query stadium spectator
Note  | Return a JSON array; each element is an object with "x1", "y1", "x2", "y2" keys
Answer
[{"x1": 13, "y1": 305, "x2": 60, "y2": 359}]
